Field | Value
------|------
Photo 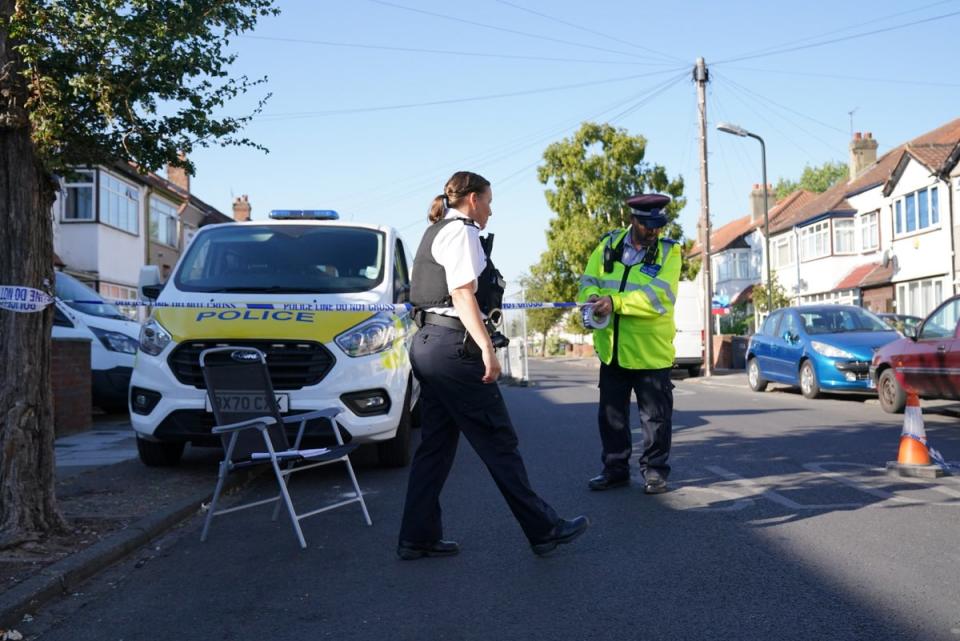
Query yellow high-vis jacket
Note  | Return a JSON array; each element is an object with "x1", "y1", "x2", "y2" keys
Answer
[{"x1": 577, "y1": 229, "x2": 681, "y2": 370}]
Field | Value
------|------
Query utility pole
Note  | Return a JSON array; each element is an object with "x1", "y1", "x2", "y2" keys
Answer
[{"x1": 695, "y1": 57, "x2": 713, "y2": 377}]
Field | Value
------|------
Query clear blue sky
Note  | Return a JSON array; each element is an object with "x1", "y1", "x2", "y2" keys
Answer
[{"x1": 187, "y1": 0, "x2": 960, "y2": 291}]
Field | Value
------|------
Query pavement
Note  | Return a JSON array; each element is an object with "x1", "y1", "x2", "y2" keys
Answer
[{"x1": 0, "y1": 416, "x2": 257, "y2": 630}]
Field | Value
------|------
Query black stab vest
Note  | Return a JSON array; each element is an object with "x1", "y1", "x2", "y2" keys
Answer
[{"x1": 410, "y1": 217, "x2": 505, "y2": 314}]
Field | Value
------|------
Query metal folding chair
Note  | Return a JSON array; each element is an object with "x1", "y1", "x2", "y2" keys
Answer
[{"x1": 198, "y1": 346, "x2": 371, "y2": 549}]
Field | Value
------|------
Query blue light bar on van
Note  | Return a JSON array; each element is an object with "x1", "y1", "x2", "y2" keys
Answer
[{"x1": 268, "y1": 210, "x2": 340, "y2": 220}]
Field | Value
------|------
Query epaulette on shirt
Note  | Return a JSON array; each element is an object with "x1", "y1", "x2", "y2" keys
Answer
[
  {"x1": 601, "y1": 229, "x2": 624, "y2": 245},
  {"x1": 459, "y1": 218, "x2": 480, "y2": 230},
  {"x1": 660, "y1": 237, "x2": 679, "y2": 246}
]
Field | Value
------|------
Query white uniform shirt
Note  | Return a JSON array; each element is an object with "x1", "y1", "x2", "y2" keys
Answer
[{"x1": 426, "y1": 209, "x2": 486, "y2": 318}]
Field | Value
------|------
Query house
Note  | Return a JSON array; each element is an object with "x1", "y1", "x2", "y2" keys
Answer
[
  {"x1": 52, "y1": 161, "x2": 239, "y2": 318},
  {"x1": 687, "y1": 184, "x2": 814, "y2": 312},
  {"x1": 766, "y1": 118, "x2": 960, "y2": 318}
]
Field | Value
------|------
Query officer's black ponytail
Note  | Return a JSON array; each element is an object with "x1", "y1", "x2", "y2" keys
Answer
[{"x1": 427, "y1": 171, "x2": 491, "y2": 224}]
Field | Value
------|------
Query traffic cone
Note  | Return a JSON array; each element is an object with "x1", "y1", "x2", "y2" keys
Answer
[{"x1": 887, "y1": 391, "x2": 944, "y2": 478}]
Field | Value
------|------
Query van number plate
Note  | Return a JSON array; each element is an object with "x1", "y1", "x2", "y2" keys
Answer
[{"x1": 205, "y1": 393, "x2": 289, "y2": 413}]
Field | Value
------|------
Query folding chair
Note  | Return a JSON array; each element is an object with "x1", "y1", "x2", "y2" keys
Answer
[{"x1": 198, "y1": 346, "x2": 372, "y2": 549}]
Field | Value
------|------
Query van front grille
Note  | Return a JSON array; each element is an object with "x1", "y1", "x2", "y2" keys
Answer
[{"x1": 168, "y1": 340, "x2": 335, "y2": 390}]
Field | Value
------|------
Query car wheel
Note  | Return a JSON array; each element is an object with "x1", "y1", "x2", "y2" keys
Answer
[
  {"x1": 686, "y1": 365, "x2": 701, "y2": 378},
  {"x1": 800, "y1": 360, "x2": 821, "y2": 399},
  {"x1": 747, "y1": 358, "x2": 767, "y2": 392},
  {"x1": 137, "y1": 437, "x2": 184, "y2": 467},
  {"x1": 378, "y1": 380, "x2": 412, "y2": 468},
  {"x1": 878, "y1": 368, "x2": 906, "y2": 414}
]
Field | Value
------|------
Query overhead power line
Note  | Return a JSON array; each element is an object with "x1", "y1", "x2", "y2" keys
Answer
[
  {"x1": 717, "y1": 73, "x2": 847, "y2": 135},
  {"x1": 723, "y1": 64, "x2": 960, "y2": 88},
  {"x1": 239, "y1": 34, "x2": 677, "y2": 66},
  {"x1": 724, "y1": 0, "x2": 958, "y2": 62},
  {"x1": 716, "y1": 8, "x2": 960, "y2": 64},
  {"x1": 367, "y1": 0, "x2": 660, "y2": 61},
  {"x1": 492, "y1": 0, "x2": 685, "y2": 64},
  {"x1": 252, "y1": 67, "x2": 687, "y2": 121}
]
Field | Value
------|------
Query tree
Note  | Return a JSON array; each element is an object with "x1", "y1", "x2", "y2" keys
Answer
[
  {"x1": 680, "y1": 238, "x2": 701, "y2": 281},
  {"x1": 1, "y1": 0, "x2": 277, "y2": 547},
  {"x1": 533, "y1": 122, "x2": 685, "y2": 307},
  {"x1": 774, "y1": 160, "x2": 849, "y2": 201},
  {"x1": 520, "y1": 269, "x2": 564, "y2": 357},
  {"x1": 752, "y1": 274, "x2": 792, "y2": 315}
]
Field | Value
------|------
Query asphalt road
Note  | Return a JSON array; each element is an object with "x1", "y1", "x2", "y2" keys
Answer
[{"x1": 24, "y1": 359, "x2": 960, "y2": 641}]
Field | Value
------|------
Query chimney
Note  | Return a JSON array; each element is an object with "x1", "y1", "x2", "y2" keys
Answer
[
  {"x1": 232, "y1": 194, "x2": 251, "y2": 222},
  {"x1": 166, "y1": 152, "x2": 190, "y2": 193},
  {"x1": 849, "y1": 131, "x2": 878, "y2": 179},
  {"x1": 749, "y1": 183, "x2": 773, "y2": 224}
]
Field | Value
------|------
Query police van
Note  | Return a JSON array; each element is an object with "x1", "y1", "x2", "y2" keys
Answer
[{"x1": 130, "y1": 210, "x2": 418, "y2": 467}]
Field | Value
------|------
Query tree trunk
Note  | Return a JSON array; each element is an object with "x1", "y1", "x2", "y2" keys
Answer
[
  {"x1": 0, "y1": 0, "x2": 67, "y2": 546},
  {"x1": 539, "y1": 332, "x2": 547, "y2": 357}
]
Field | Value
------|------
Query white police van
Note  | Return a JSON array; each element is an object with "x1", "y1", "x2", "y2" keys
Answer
[{"x1": 130, "y1": 210, "x2": 418, "y2": 467}]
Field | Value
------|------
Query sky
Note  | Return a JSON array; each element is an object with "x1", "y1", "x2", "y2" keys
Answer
[{"x1": 186, "y1": 0, "x2": 960, "y2": 294}]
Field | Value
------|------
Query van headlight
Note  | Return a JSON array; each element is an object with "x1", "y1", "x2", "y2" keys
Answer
[
  {"x1": 90, "y1": 327, "x2": 139, "y2": 354},
  {"x1": 139, "y1": 318, "x2": 172, "y2": 356},
  {"x1": 335, "y1": 312, "x2": 397, "y2": 357},
  {"x1": 811, "y1": 341, "x2": 853, "y2": 359}
]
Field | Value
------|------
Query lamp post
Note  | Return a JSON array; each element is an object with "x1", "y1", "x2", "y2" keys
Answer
[{"x1": 716, "y1": 122, "x2": 774, "y2": 315}]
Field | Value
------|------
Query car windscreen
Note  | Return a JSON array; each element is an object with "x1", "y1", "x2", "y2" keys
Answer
[
  {"x1": 175, "y1": 225, "x2": 386, "y2": 294},
  {"x1": 800, "y1": 308, "x2": 891, "y2": 334},
  {"x1": 55, "y1": 272, "x2": 127, "y2": 320}
]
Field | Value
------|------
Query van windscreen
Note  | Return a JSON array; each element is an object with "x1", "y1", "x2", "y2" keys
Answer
[{"x1": 175, "y1": 225, "x2": 385, "y2": 294}]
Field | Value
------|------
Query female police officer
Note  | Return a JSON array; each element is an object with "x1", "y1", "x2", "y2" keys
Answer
[{"x1": 397, "y1": 171, "x2": 589, "y2": 559}]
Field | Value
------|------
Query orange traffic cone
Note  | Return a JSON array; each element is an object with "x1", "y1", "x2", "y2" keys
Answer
[{"x1": 887, "y1": 391, "x2": 944, "y2": 478}]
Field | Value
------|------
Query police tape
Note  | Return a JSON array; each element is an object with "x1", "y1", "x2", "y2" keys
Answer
[
  {"x1": 0, "y1": 285, "x2": 583, "y2": 314},
  {"x1": 905, "y1": 433, "x2": 959, "y2": 473}
]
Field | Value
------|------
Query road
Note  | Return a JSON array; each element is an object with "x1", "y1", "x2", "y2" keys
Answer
[{"x1": 26, "y1": 359, "x2": 960, "y2": 641}]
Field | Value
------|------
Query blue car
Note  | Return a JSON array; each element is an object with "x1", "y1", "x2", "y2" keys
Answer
[{"x1": 746, "y1": 305, "x2": 900, "y2": 398}]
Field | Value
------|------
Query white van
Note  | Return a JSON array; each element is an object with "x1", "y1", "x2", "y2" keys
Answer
[
  {"x1": 129, "y1": 211, "x2": 418, "y2": 468},
  {"x1": 53, "y1": 272, "x2": 141, "y2": 411},
  {"x1": 673, "y1": 280, "x2": 704, "y2": 376}
]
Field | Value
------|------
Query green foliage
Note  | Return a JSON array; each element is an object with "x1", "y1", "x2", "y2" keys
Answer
[
  {"x1": 774, "y1": 161, "x2": 849, "y2": 201},
  {"x1": 752, "y1": 274, "x2": 792, "y2": 314},
  {"x1": 718, "y1": 302, "x2": 751, "y2": 335},
  {"x1": 533, "y1": 122, "x2": 685, "y2": 304},
  {"x1": 680, "y1": 238, "x2": 701, "y2": 281},
  {"x1": 520, "y1": 269, "x2": 564, "y2": 355},
  {"x1": 9, "y1": 0, "x2": 279, "y2": 175}
]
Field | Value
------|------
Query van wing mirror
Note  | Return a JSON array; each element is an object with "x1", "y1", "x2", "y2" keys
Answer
[{"x1": 139, "y1": 265, "x2": 163, "y2": 300}]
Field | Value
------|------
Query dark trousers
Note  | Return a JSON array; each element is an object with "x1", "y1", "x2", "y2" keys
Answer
[
  {"x1": 597, "y1": 363, "x2": 674, "y2": 480},
  {"x1": 399, "y1": 324, "x2": 559, "y2": 545}
]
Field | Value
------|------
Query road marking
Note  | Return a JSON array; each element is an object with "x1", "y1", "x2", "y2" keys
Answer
[
  {"x1": 803, "y1": 462, "x2": 960, "y2": 507},
  {"x1": 707, "y1": 465, "x2": 863, "y2": 510},
  {"x1": 665, "y1": 484, "x2": 754, "y2": 511}
]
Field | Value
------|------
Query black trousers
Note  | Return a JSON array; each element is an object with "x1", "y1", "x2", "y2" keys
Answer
[
  {"x1": 597, "y1": 363, "x2": 674, "y2": 480},
  {"x1": 399, "y1": 324, "x2": 559, "y2": 545}
]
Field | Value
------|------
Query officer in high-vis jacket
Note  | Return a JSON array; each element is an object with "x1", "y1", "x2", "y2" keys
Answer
[
  {"x1": 577, "y1": 193, "x2": 681, "y2": 494},
  {"x1": 397, "y1": 170, "x2": 589, "y2": 560}
]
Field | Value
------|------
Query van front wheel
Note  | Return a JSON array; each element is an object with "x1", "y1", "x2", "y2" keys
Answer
[
  {"x1": 378, "y1": 382, "x2": 412, "y2": 468},
  {"x1": 137, "y1": 437, "x2": 184, "y2": 467}
]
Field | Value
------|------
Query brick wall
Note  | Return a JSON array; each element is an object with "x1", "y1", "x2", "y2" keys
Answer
[{"x1": 52, "y1": 337, "x2": 92, "y2": 436}]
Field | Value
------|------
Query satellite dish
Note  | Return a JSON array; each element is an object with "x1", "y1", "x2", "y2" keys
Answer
[{"x1": 882, "y1": 249, "x2": 893, "y2": 269}]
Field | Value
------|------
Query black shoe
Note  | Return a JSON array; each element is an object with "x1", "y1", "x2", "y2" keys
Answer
[
  {"x1": 587, "y1": 472, "x2": 630, "y2": 491},
  {"x1": 530, "y1": 516, "x2": 590, "y2": 556},
  {"x1": 397, "y1": 539, "x2": 460, "y2": 560},
  {"x1": 644, "y1": 477, "x2": 668, "y2": 494}
]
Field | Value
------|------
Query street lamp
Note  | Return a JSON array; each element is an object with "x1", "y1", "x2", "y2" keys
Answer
[{"x1": 716, "y1": 121, "x2": 774, "y2": 315}]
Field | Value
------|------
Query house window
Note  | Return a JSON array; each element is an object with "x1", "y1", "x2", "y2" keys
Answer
[
  {"x1": 896, "y1": 278, "x2": 945, "y2": 317},
  {"x1": 800, "y1": 220, "x2": 830, "y2": 260},
  {"x1": 895, "y1": 187, "x2": 941, "y2": 237},
  {"x1": 99, "y1": 283, "x2": 140, "y2": 321},
  {"x1": 149, "y1": 196, "x2": 179, "y2": 247},
  {"x1": 833, "y1": 219, "x2": 855, "y2": 255},
  {"x1": 62, "y1": 170, "x2": 95, "y2": 221},
  {"x1": 735, "y1": 252, "x2": 751, "y2": 279},
  {"x1": 859, "y1": 211, "x2": 879, "y2": 251},
  {"x1": 99, "y1": 172, "x2": 139, "y2": 234}
]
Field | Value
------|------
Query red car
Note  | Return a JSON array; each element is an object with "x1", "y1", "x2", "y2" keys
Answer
[{"x1": 870, "y1": 295, "x2": 960, "y2": 413}]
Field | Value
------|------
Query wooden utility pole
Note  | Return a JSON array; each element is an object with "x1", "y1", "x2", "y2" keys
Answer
[{"x1": 694, "y1": 57, "x2": 713, "y2": 376}]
